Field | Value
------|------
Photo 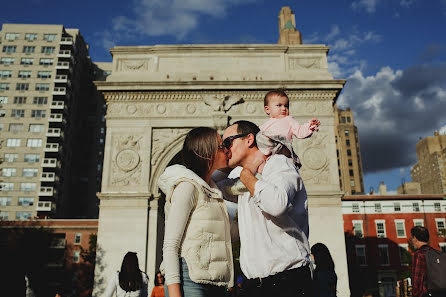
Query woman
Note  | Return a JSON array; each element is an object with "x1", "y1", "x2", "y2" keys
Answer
[
  {"x1": 103, "y1": 252, "x2": 149, "y2": 297},
  {"x1": 311, "y1": 243, "x2": 337, "y2": 297},
  {"x1": 150, "y1": 272, "x2": 165, "y2": 297},
  {"x1": 159, "y1": 127, "x2": 234, "y2": 297}
]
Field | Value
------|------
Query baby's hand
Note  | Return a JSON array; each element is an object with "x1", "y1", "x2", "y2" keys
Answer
[{"x1": 310, "y1": 118, "x2": 320, "y2": 132}]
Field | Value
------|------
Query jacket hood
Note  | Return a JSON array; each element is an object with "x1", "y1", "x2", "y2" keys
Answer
[{"x1": 158, "y1": 164, "x2": 221, "y2": 200}]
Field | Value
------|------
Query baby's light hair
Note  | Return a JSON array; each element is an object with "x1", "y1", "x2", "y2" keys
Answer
[{"x1": 264, "y1": 89, "x2": 290, "y2": 106}]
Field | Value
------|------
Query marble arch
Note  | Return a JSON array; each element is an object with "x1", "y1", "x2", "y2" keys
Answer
[{"x1": 93, "y1": 44, "x2": 350, "y2": 297}]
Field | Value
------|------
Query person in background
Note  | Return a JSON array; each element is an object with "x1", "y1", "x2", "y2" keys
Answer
[
  {"x1": 409, "y1": 226, "x2": 430, "y2": 297},
  {"x1": 311, "y1": 243, "x2": 337, "y2": 297},
  {"x1": 150, "y1": 272, "x2": 165, "y2": 297},
  {"x1": 103, "y1": 252, "x2": 149, "y2": 297}
]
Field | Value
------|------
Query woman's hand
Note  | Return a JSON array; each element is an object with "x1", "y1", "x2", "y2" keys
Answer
[{"x1": 167, "y1": 283, "x2": 182, "y2": 297}]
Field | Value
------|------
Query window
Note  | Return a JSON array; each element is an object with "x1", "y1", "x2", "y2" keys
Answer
[
  {"x1": 73, "y1": 250, "x2": 80, "y2": 263},
  {"x1": 6, "y1": 138, "x2": 21, "y2": 147},
  {"x1": 0, "y1": 109, "x2": 4, "y2": 117},
  {"x1": 349, "y1": 169, "x2": 354, "y2": 176},
  {"x1": 436, "y1": 219, "x2": 446, "y2": 236},
  {"x1": 374, "y1": 203, "x2": 382, "y2": 213},
  {"x1": 399, "y1": 244, "x2": 411, "y2": 266},
  {"x1": 347, "y1": 117, "x2": 351, "y2": 123},
  {"x1": 43, "y1": 34, "x2": 57, "y2": 41},
  {"x1": 22, "y1": 169, "x2": 38, "y2": 177},
  {"x1": 0, "y1": 57, "x2": 15, "y2": 65},
  {"x1": 20, "y1": 58, "x2": 34, "y2": 65},
  {"x1": 24, "y1": 154, "x2": 40, "y2": 163},
  {"x1": 23, "y1": 46, "x2": 35, "y2": 54},
  {"x1": 353, "y1": 220, "x2": 364, "y2": 237},
  {"x1": 1, "y1": 168, "x2": 16, "y2": 177},
  {"x1": 413, "y1": 219, "x2": 424, "y2": 227},
  {"x1": 9, "y1": 124, "x2": 23, "y2": 133},
  {"x1": 16, "y1": 212, "x2": 32, "y2": 220},
  {"x1": 346, "y1": 139, "x2": 351, "y2": 146},
  {"x1": 31, "y1": 110, "x2": 46, "y2": 118},
  {"x1": 0, "y1": 183, "x2": 14, "y2": 191},
  {"x1": 434, "y1": 202, "x2": 441, "y2": 212},
  {"x1": 75, "y1": 233, "x2": 82, "y2": 244},
  {"x1": 350, "y1": 180, "x2": 355, "y2": 186},
  {"x1": 33, "y1": 97, "x2": 47, "y2": 105},
  {"x1": 29, "y1": 124, "x2": 44, "y2": 132},
  {"x1": 0, "y1": 197, "x2": 12, "y2": 206},
  {"x1": 25, "y1": 33, "x2": 37, "y2": 41},
  {"x1": 39, "y1": 58, "x2": 53, "y2": 66},
  {"x1": 37, "y1": 71, "x2": 51, "y2": 79},
  {"x1": 378, "y1": 244, "x2": 390, "y2": 265},
  {"x1": 0, "y1": 83, "x2": 10, "y2": 91},
  {"x1": 0, "y1": 70, "x2": 12, "y2": 78},
  {"x1": 0, "y1": 123, "x2": 2, "y2": 131},
  {"x1": 344, "y1": 130, "x2": 349, "y2": 136},
  {"x1": 347, "y1": 149, "x2": 352, "y2": 156},
  {"x1": 439, "y1": 243, "x2": 446, "y2": 253},
  {"x1": 27, "y1": 139, "x2": 42, "y2": 147},
  {"x1": 0, "y1": 211, "x2": 9, "y2": 220},
  {"x1": 394, "y1": 202, "x2": 401, "y2": 212},
  {"x1": 395, "y1": 220, "x2": 406, "y2": 238},
  {"x1": 16, "y1": 83, "x2": 29, "y2": 91},
  {"x1": 348, "y1": 159, "x2": 353, "y2": 166},
  {"x1": 355, "y1": 245, "x2": 367, "y2": 265},
  {"x1": 14, "y1": 96, "x2": 27, "y2": 104},
  {"x1": 18, "y1": 197, "x2": 34, "y2": 206},
  {"x1": 20, "y1": 183, "x2": 36, "y2": 192},
  {"x1": 0, "y1": 96, "x2": 8, "y2": 103},
  {"x1": 413, "y1": 202, "x2": 420, "y2": 212},
  {"x1": 5, "y1": 33, "x2": 20, "y2": 41},
  {"x1": 18, "y1": 71, "x2": 32, "y2": 78},
  {"x1": 4, "y1": 154, "x2": 18, "y2": 162},
  {"x1": 352, "y1": 203, "x2": 360, "y2": 213},
  {"x1": 35, "y1": 83, "x2": 49, "y2": 91},
  {"x1": 11, "y1": 109, "x2": 25, "y2": 117},
  {"x1": 341, "y1": 116, "x2": 346, "y2": 123},
  {"x1": 2, "y1": 46, "x2": 17, "y2": 53},
  {"x1": 41, "y1": 46, "x2": 55, "y2": 54},
  {"x1": 375, "y1": 220, "x2": 386, "y2": 237}
]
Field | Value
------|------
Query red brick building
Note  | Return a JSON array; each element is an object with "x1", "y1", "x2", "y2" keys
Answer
[
  {"x1": 0, "y1": 219, "x2": 98, "y2": 296},
  {"x1": 342, "y1": 194, "x2": 446, "y2": 297}
]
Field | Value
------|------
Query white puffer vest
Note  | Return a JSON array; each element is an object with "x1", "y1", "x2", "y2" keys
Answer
[{"x1": 158, "y1": 165, "x2": 234, "y2": 288}]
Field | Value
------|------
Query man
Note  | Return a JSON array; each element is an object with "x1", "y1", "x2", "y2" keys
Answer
[
  {"x1": 410, "y1": 226, "x2": 431, "y2": 297},
  {"x1": 214, "y1": 120, "x2": 312, "y2": 297}
]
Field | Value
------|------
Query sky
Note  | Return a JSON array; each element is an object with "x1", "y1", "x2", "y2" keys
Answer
[{"x1": 2, "y1": 0, "x2": 446, "y2": 193}]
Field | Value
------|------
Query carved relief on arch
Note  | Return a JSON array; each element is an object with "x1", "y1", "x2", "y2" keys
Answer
[
  {"x1": 296, "y1": 132, "x2": 331, "y2": 185},
  {"x1": 110, "y1": 135, "x2": 143, "y2": 186},
  {"x1": 150, "y1": 128, "x2": 191, "y2": 195}
]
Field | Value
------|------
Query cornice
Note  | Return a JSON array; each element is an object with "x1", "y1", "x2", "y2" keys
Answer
[{"x1": 95, "y1": 80, "x2": 346, "y2": 92}]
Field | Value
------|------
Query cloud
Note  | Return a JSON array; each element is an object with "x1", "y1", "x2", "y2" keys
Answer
[
  {"x1": 338, "y1": 62, "x2": 446, "y2": 173},
  {"x1": 440, "y1": 125, "x2": 446, "y2": 135},
  {"x1": 97, "y1": 0, "x2": 254, "y2": 49},
  {"x1": 400, "y1": 0, "x2": 415, "y2": 8},
  {"x1": 352, "y1": 0, "x2": 380, "y2": 13},
  {"x1": 418, "y1": 43, "x2": 446, "y2": 62}
]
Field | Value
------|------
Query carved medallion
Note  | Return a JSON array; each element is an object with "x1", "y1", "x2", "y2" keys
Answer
[
  {"x1": 302, "y1": 147, "x2": 327, "y2": 170},
  {"x1": 111, "y1": 135, "x2": 143, "y2": 186},
  {"x1": 116, "y1": 149, "x2": 140, "y2": 171}
]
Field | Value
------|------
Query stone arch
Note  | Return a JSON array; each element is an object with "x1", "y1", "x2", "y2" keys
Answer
[{"x1": 149, "y1": 130, "x2": 189, "y2": 197}]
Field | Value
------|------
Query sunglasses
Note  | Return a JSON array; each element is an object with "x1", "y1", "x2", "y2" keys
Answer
[{"x1": 221, "y1": 133, "x2": 250, "y2": 150}]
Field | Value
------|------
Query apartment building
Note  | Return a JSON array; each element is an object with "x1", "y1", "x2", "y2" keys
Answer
[
  {"x1": 342, "y1": 194, "x2": 446, "y2": 297},
  {"x1": 0, "y1": 24, "x2": 106, "y2": 220},
  {"x1": 335, "y1": 105, "x2": 365, "y2": 194},
  {"x1": 411, "y1": 131, "x2": 446, "y2": 194}
]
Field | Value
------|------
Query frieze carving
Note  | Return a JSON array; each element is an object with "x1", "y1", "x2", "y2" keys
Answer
[
  {"x1": 151, "y1": 128, "x2": 191, "y2": 169},
  {"x1": 111, "y1": 135, "x2": 143, "y2": 186},
  {"x1": 289, "y1": 57, "x2": 322, "y2": 70},
  {"x1": 103, "y1": 91, "x2": 338, "y2": 103},
  {"x1": 202, "y1": 95, "x2": 244, "y2": 112},
  {"x1": 116, "y1": 59, "x2": 151, "y2": 72},
  {"x1": 298, "y1": 132, "x2": 330, "y2": 184}
]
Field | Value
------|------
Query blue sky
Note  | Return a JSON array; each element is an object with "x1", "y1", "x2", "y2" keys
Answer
[{"x1": 2, "y1": 0, "x2": 446, "y2": 193}]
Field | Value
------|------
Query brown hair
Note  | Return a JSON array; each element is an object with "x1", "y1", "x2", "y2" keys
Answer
[
  {"x1": 264, "y1": 89, "x2": 289, "y2": 106},
  {"x1": 182, "y1": 127, "x2": 219, "y2": 179}
]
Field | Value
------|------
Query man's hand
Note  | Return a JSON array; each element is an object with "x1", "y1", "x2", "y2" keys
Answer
[{"x1": 240, "y1": 168, "x2": 258, "y2": 196}]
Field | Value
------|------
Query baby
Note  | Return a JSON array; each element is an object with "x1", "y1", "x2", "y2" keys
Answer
[
  {"x1": 255, "y1": 89, "x2": 320, "y2": 173},
  {"x1": 218, "y1": 89, "x2": 320, "y2": 196}
]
